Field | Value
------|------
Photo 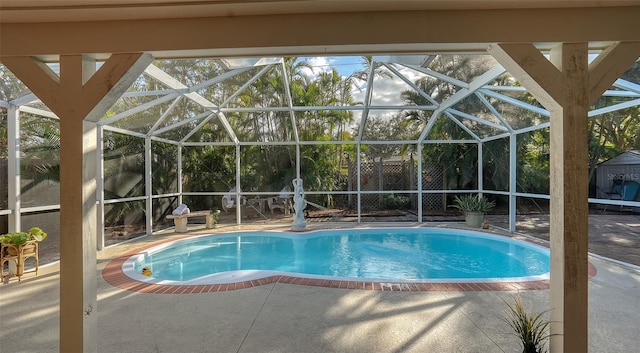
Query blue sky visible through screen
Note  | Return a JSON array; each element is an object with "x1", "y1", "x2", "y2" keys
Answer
[{"x1": 299, "y1": 55, "x2": 365, "y2": 77}]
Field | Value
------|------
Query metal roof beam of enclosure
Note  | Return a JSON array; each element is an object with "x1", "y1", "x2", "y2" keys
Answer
[
  {"x1": 152, "y1": 110, "x2": 212, "y2": 135},
  {"x1": 217, "y1": 105, "x2": 436, "y2": 112},
  {"x1": 447, "y1": 109, "x2": 509, "y2": 132},
  {"x1": 280, "y1": 60, "x2": 300, "y2": 142},
  {"x1": 103, "y1": 125, "x2": 147, "y2": 139},
  {"x1": 143, "y1": 64, "x2": 224, "y2": 112},
  {"x1": 474, "y1": 92, "x2": 514, "y2": 132},
  {"x1": 613, "y1": 78, "x2": 640, "y2": 95},
  {"x1": 8, "y1": 92, "x2": 38, "y2": 106},
  {"x1": 478, "y1": 89, "x2": 550, "y2": 117},
  {"x1": 215, "y1": 111, "x2": 239, "y2": 144},
  {"x1": 119, "y1": 66, "x2": 252, "y2": 103},
  {"x1": 18, "y1": 105, "x2": 58, "y2": 119},
  {"x1": 417, "y1": 110, "x2": 443, "y2": 144},
  {"x1": 150, "y1": 136, "x2": 181, "y2": 146},
  {"x1": 481, "y1": 132, "x2": 511, "y2": 143},
  {"x1": 357, "y1": 62, "x2": 377, "y2": 141},
  {"x1": 183, "y1": 140, "x2": 235, "y2": 147},
  {"x1": 179, "y1": 113, "x2": 215, "y2": 143},
  {"x1": 417, "y1": 64, "x2": 507, "y2": 143},
  {"x1": 212, "y1": 64, "x2": 276, "y2": 144},
  {"x1": 602, "y1": 90, "x2": 640, "y2": 98},
  {"x1": 144, "y1": 64, "x2": 274, "y2": 144},
  {"x1": 512, "y1": 122, "x2": 551, "y2": 136},
  {"x1": 143, "y1": 63, "x2": 231, "y2": 134},
  {"x1": 381, "y1": 62, "x2": 440, "y2": 106},
  {"x1": 481, "y1": 85, "x2": 527, "y2": 92},
  {"x1": 422, "y1": 139, "x2": 478, "y2": 144},
  {"x1": 98, "y1": 93, "x2": 180, "y2": 126},
  {"x1": 217, "y1": 64, "x2": 274, "y2": 109},
  {"x1": 439, "y1": 64, "x2": 507, "y2": 111},
  {"x1": 122, "y1": 89, "x2": 184, "y2": 97},
  {"x1": 147, "y1": 96, "x2": 183, "y2": 135},
  {"x1": 589, "y1": 97, "x2": 640, "y2": 117},
  {"x1": 202, "y1": 139, "x2": 430, "y2": 146},
  {"x1": 188, "y1": 66, "x2": 254, "y2": 93},
  {"x1": 443, "y1": 111, "x2": 481, "y2": 141},
  {"x1": 405, "y1": 65, "x2": 469, "y2": 89}
]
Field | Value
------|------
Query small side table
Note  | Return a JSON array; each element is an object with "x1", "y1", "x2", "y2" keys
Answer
[{"x1": 1, "y1": 241, "x2": 39, "y2": 282}]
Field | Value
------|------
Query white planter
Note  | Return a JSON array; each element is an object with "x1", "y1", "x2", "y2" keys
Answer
[
  {"x1": 465, "y1": 212, "x2": 485, "y2": 228},
  {"x1": 173, "y1": 217, "x2": 188, "y2": 232}
]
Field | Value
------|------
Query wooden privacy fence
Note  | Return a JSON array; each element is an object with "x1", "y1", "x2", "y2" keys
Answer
[{"x1": 342, "y1": 156, "x2": 444, "y2": 211}]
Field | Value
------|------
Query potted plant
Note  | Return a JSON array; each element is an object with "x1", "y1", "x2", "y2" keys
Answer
[
  {"x1": 211, "y1": 208, "x2": 221, "y2": 227},
  {"x1": 451, "y1": 194, "x2": 495, "y2": 228},
  {"x1": 0, "y1": 227, "x2": 47, "y2": 278},
  {"x1": 503, "y1": 296, "x2": 552, "y2": 353}
]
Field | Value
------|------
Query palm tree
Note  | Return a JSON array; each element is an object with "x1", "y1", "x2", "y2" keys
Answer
[
  {"x1": 401, "y1": 55, "x2": 495, "y2": 190},
  {"x1": 18, "y1": 115, "x2": 61, "y2": 193}
]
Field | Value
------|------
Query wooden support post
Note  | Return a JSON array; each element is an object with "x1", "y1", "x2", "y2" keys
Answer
[
  {"x1": 2, "y1": 52, "x2": 153, "y2": 352},
  {"x1": 489, "y1": 41, "x2": 640, "y2": 353},
  {"x1": 547, "y1": 43, "x2": 589, "y2": 353},
  {"x1": 490, "y1": 41, "x2": 590, "y2": 352}
]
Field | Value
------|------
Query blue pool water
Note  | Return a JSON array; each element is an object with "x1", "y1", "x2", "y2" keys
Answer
[{"x1": 125, "y1": 228, "x2": 550, "y2": 284}]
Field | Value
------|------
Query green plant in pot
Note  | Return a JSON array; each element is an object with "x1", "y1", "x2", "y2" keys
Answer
[
  {"x1": 210, "y1": 208, "x2": 221, "y2": 227},
  {"x1": 0, "y1": 227, "x2": 48, "y2": 246},
  {"x1": 502, "y1": 296, "x2": 551, "y2": 353},
  {"x1": 0, "y1": 227, "x2": 48, "y2": 277},
  {"x1": 451, "y1": 194, "x2": 495, "y2": 228}
]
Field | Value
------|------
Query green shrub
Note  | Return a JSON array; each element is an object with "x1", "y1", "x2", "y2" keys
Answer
[{"x1": 384, "y1": 194, "x2": 409, "y2": 209}]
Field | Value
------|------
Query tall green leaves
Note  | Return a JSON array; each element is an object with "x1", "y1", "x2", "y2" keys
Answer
[
  {"x1": 401, "y1": 56, "x2": 493, "y2": 190},
  {"x1": 502, "y1": 296, "x2": 551, "y2": 353},
  {"x1": 19, "y1": 114, "x2": 61, "y2": 194}
]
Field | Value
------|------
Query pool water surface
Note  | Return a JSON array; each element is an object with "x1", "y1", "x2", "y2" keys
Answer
[{"x1": 123, "y1": 228, "x2": 550, "y2": 285}]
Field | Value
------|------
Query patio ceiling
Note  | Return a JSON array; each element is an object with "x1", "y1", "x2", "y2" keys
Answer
[
  {"x1": 3, "y1": 1, "x2": 638, "y2": 24},
  {"x1": 2, "y1": 2, "x2": 638, "y2": 63}
]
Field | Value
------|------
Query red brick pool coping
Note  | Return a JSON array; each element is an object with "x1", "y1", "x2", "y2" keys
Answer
[{"x1": 102, "y1": 232, "x2": 597, "y2": 293}]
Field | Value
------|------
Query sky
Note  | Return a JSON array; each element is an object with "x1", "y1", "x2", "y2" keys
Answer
[
  {"x1": 301, "y1": 56, "x2": 364, "y2": 77},
  {"x1": 299, "y1": 55, "x2": 425, "y2": 110},
  {"x1": 287, "y1": 55, "x2": 436, "y2": 136},
  {"x1": 45, "y1": 56, "x2": 425, "y2": 111}
]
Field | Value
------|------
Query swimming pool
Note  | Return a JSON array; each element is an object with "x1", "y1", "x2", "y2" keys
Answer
[{"x1": 123, "y1": 228, "x2": 550, "y2": 285}]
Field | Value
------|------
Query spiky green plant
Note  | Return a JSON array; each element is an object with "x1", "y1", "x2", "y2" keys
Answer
[
  {"x1": 502, "y1": 296, "x2": 551, "y2": 353},
  {"x1": 451, "y1": 194, "x2": 496, "y2": 213}
]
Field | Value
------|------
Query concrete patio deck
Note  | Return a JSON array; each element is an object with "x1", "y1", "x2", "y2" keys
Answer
[{"x1": 1, "y1": 221, "x2": 639, "y2": 352}]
